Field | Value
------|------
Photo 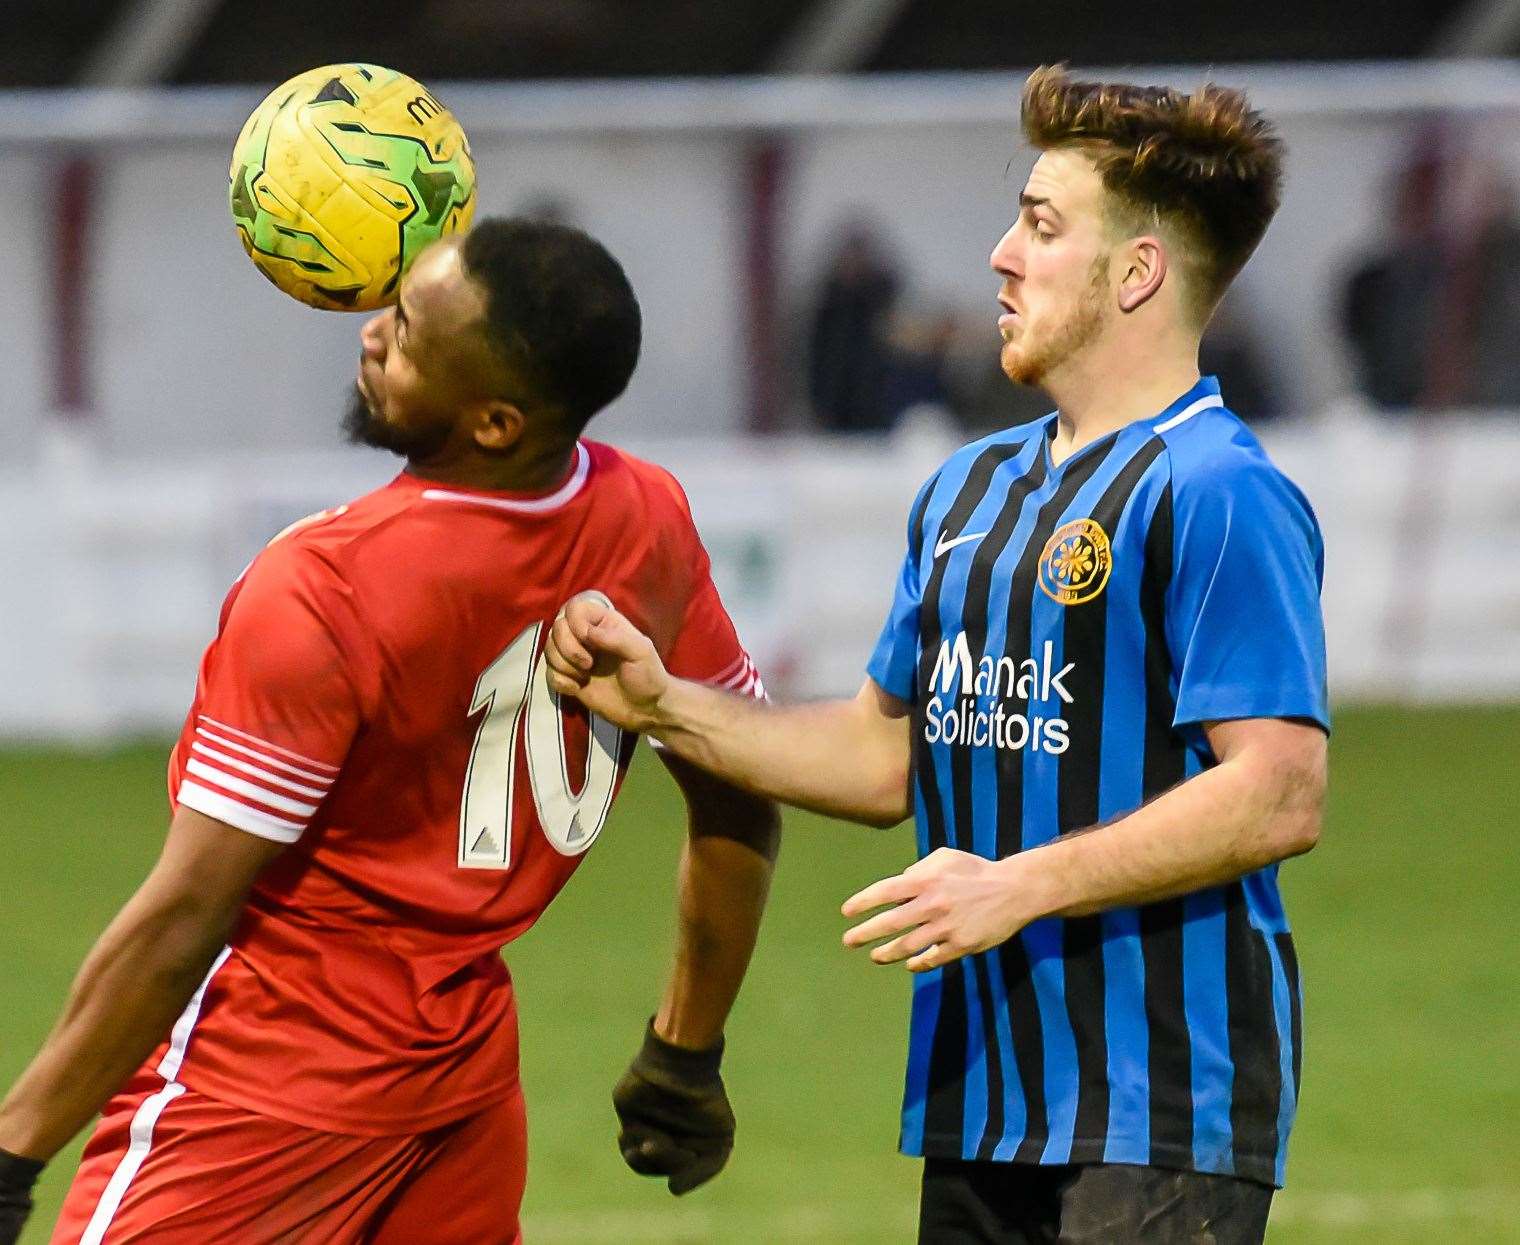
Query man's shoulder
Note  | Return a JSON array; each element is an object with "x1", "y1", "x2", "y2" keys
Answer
[
  {"x1": 1157, "y1": 407, "x2": 1300, "y2": 496},
  {"x1": 238, "y1": 479, "x2": 407, "y2": 588},
  {"x1": 264, "y1": 475, "x2": 418, "y2": 555},
  {"x1": 1157, "y1": 409, "x2": 1321, "y2": 546},
  {"x1": 584, "y1": 437, "x2": 680, "y2": 487},
  {"x1": 581, "y1": 439, "x2": 703, "y2": 528}
]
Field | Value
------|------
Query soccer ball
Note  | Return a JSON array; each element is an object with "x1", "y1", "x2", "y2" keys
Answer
[{"x1": 229, "y1": 64, "x2": 476, "y2": 311}]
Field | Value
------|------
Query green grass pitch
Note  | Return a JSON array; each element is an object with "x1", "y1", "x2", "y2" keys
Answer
[{"x1": 3, "y1": 705, "x2": 1518, "y2": 1242}]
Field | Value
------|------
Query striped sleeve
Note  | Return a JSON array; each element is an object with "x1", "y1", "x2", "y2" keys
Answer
[
  {"x1": 639, "y1": 462, "x2": 765, "y2": 702},
  {"x1": 1167, "y1": 454, "x2": 1330, "y2": 732},
  {"x1": 662, "y1": 573, "x2": 765, "y2": 702},
  {"x1": 172, "y1": 543, "x2": 361, "y2": 844},
  {"x1": 705, "y1": 651, "x2": 766, "y2": 701},
  {"x1": 177, "y1": 717, "x2": 342, "y2": 843}
]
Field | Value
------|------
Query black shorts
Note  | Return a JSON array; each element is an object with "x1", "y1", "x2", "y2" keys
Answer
[{"x1": 919, "y1": 1158, "x2": 1274, "y2": 1245}]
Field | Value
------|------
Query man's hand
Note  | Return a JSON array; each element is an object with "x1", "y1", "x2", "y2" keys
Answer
[
  {"x1": 0, "y1": 1149, "x2": 43, "y2": 1245},
  {"x1": 841, "y1": 847, "x2": 1037, "y2": 972},
  {"x1": 545, "y1": 593, "x2": 671, "y2": 733},
  {"x1": 612, "y1": 1021, "x2": 734, "y2": 1195}
]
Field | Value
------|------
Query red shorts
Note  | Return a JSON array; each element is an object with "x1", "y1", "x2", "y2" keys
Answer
[{"x1": 50, "y1": 1073, "x2": 526, "y2": 1245}]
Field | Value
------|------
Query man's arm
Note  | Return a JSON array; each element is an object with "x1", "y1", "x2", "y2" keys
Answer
[
  {"x1": 545, "y1": 596, "x2": 912, "y2": 828},
  {"x1": 611, "y1": 751, "x2": 781, "y2": 1196},
  {"x1": 651, "y1": 751, "x2": 781, "y2": 1048},
  {"x1": 0, "y1": 808, "x2": 281, "y2": 1161},
  {"x1": 842, "y1": 717, "x2": 1326, "y2": 971}
]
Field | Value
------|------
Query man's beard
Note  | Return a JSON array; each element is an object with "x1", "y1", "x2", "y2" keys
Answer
[
  {"x1": 1000, "y1": 257, "x2": 1109, "y2": 388},
  {"x1": 341, "y1": 387, "x2": 450, "y2": 460}
]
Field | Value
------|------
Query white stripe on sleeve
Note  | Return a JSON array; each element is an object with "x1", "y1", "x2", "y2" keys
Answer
[
  {"x1": 194, "y1": 726, "x2": 338, "y2": 786},
  {"x1": 719, "y1": 666, "x2": 753, "y2": 691},
  {"x1": 183, "y1": 760, "x2": 319, "y2": 817},
  {"x1": 189, "y1": 741, "x2": 331, "y2": 799},
  {"x1": 197, "y1": 716, "x2": 341, "y2": 773},
  {"x1": 176, "y1": 782, "x2": 307, "y2": 843},
  {"x1": 710, "y1": 654, "x2": 748, "y2": 685}
]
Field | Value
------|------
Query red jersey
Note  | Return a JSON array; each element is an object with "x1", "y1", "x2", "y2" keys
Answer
[{"x1": 153, "y1": 441, "x2": 762, "y2": 1135}]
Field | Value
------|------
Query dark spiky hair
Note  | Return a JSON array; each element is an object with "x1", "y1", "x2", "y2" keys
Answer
[
  {"x1": 1021, "y1": 64, "x2": 1284, "y2": 318},
  {"x1": 459, "y1": 217, "x2": 642, "y2": 434}
]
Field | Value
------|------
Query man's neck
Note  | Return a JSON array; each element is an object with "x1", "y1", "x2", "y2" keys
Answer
[
  {"x1": 405, "y1": 438, "x2": 578, "y2": 494},
  {"x1": 1044, "y1": 336, "x2": 1202, "y2": 467}
]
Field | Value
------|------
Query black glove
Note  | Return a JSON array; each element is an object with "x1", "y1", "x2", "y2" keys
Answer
[
  {"x1": 612, "y1": 1020, "x2": 734, "y2": 1196},
  {"x1": 0, "y1": 1149, "x2": 43, "y2": 1245}
]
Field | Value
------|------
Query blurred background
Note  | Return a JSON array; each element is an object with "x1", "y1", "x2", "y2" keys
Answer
[{"x1": 1, "y1": 2, "x2": 1518, "y2": 1242}]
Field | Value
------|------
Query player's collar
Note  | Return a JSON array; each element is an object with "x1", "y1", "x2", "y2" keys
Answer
[
  {"x1": 1152, "y1": 375, "x2": 1224, "y2": 434},
  {"x1": 414, "y1": 442, "x2": 592, "y2": 514}
]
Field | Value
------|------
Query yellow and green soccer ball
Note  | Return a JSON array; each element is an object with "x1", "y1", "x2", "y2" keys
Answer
[{"x1": 229, "y1": 64, "x2": 476, "y2": 311}]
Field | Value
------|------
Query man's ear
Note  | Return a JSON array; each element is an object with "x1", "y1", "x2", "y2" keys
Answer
[
  {"x1": 473, "y1": 401, "x2": 527, "y2": 452},
  {"x1": 1117, "y1": 236, "x2": 1168, "y2": 313}
]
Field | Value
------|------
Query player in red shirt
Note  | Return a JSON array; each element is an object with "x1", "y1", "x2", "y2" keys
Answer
[{"x1": 0, "y1": 219, "x2": 779, "y2": 1245}]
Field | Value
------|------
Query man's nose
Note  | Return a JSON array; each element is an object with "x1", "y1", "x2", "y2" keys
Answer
[
  {"x1": 359, "y1": 309, "x2": 390, "y2": 359},
  {"x1": 990, "y1": 224, "x2": 1022, "y2": 277}
]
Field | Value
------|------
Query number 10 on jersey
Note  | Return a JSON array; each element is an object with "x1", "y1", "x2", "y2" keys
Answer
[{"x1": 459, "y1": 621, "x2": 624, "y2": 870}]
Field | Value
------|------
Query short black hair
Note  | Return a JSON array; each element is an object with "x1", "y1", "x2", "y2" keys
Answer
[{"x1": 459, "y1": 217, "x2": 642, "y2": 433}]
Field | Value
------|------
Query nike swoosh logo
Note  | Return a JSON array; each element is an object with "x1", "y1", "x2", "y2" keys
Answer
[{"x1": 934, "y1": 530, "x2": 989, "y2": 558}]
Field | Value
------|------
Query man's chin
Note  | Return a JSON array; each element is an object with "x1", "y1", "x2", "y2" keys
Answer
[
  {"x1": 343, "y1": 388, "x2": 382, "y2": 444},
  {"x1": 1001, "y1": 342, "x2": 1044, "y2": 389},
  {"x1": 342, "y1": 387, "x2": 409, "y2": 454},
  {"x1": 341, "y1": 387, "x2": 453, "y2": 460}
]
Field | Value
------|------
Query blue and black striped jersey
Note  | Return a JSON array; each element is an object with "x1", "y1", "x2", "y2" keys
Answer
[{"x1": 868, "y1": 376, "x2": 1328, "y2": 1188}]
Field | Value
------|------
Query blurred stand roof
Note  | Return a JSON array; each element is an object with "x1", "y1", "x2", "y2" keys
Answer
[{"x1": 0, "y1": 0, "x2": 1480, "y2": 89}]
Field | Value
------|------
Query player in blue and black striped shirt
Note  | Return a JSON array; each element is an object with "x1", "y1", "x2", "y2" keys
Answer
[{"x1": 547, "y1": 66, "x2": 1326, "y2": 1244}]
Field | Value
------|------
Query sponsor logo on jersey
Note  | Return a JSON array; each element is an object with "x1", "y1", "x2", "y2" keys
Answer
[
  {"x1": 1038, "y1": 517, "x2": 1112, "y2": 605},
  {"x1": 934, "y1": 529, "x2": 988, "y2": 558},
  {"x1": 922, "y1": 634, "x2": 1072, "y2": 755}
]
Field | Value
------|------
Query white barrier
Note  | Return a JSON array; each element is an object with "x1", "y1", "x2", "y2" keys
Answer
[{"x1": 1, "y1": 412, "x2": 1517, "y2": 741}]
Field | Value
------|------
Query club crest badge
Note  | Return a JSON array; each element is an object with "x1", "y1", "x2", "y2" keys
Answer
[{"x1": 1038, "y1": 518, "x2": 1113, "y2": 605}]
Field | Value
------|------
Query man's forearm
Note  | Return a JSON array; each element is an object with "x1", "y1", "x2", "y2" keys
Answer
[
  {"x1": 1013, "y1": 747, "x2": 1323, "y2": 922},
  {"x1": 843, "y1": 718, "x2": 1327, "y2": 972},
  {"x1": 546, "y1": 599, "x2": 909, "y2": 824},
  {"x1": 651, "y1": 682, "x2": 909, "y2": 827},
  {"x1": 0, "y1": 892, "x2": 234, "y2": 1160},
  {"x1": 655, "y1": 825, "x2": 777, "y2": 1050}
]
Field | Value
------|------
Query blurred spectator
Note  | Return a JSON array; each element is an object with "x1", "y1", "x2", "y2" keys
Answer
[
  {"x1": 881, "y1": 306, "x2": 958, "y2": 424},
  {"x1": 806, "y1": 226, "x2": 1284, "y2": 437},
  {"x1": 1340, "y1": 132, "x2": 1520, "y2": 411},
  {"x1": 1199, "y1": 293, "x2": 1283, "y2": 423},
  {"x1": 805, "y1": 222, "x2": 901, "y2": 433}
]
